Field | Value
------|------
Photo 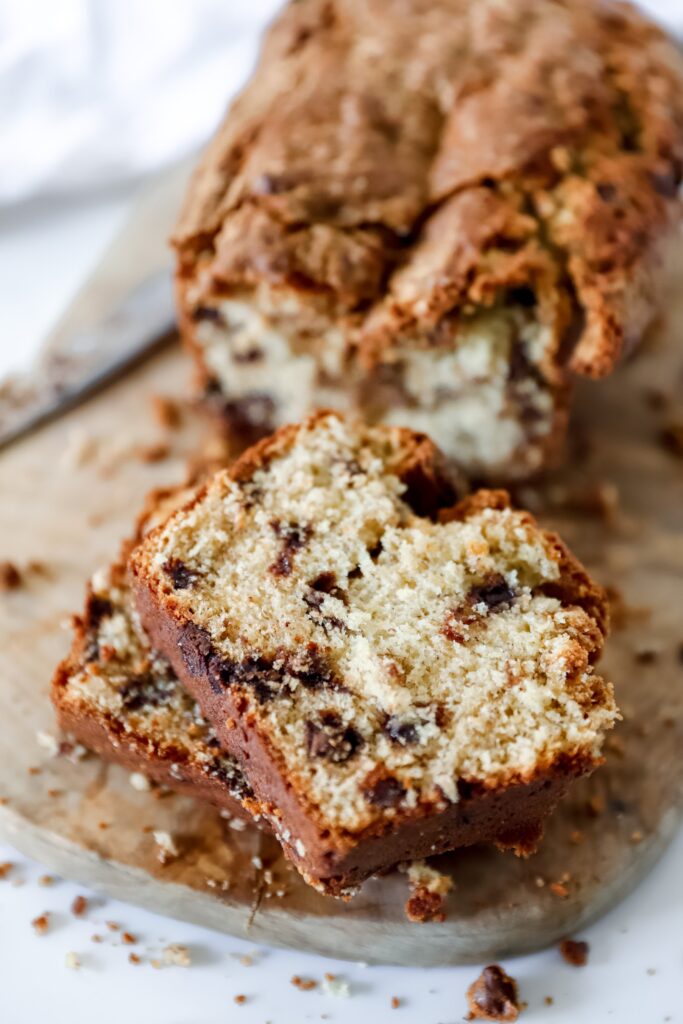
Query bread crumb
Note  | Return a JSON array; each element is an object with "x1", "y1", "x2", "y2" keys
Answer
[
  {"x1": 129, "y1": 953, "x2": 141, "y2": 965},
  {"x1": 403, "y1": 860, "x2": 453, "y2": 922},
  {"x1": 91, "y1": 934, "x2": 102, "y2": 943},
  {"x1": 0, "y1": 561, "x2": 22, "y2": 591},
  {"x1": 38, "y1": 874, "x2": 55, "y2": 887},
  {"x1": 549, "y1": 882, "x2": 569, "y2": 898},
  {"x1": 36, "y1": 731, "x2": 60, "y2": 757},
  {"x1": 121, "y1": 932, "x2": 136, "y2": 945},
  {"x1": 322, "y1": 974, "x2": 350, "y2": 998},
  {"x1": 130, "y1": 772, "x2": 151, "y2": 792},
  {"x1": 65, "y1": 952, "x2": 81, "y2": 970},
  {"x1": 136, "y1": 441, "x2": 171, "y2": 464},
  {"x1": 151, "y1": 394, "x2": 182, "y2": 430},
  {"x1": 234, "y1": 994, "x2": 247, "y2": 1005},
  {"x1": 291, "y1": 975, "x2": 317, "y2": 991},
  {"x1": 163, "y1": 943, "x2": 191, "y2": 967},
  {"x1": 391, "y1": 996, "x2": 402, "y2": 1009},
  {"x1": 544, "y1": 996, "x2": 554, "y2": 1006},
  {"x1": 559, "y1": 939, "x2": 589, "y2": 966},
  {"x1": 466, "y1": 964, "x2": 520, "y2": 1021},
  {"x1": 31, "y1": 913, "x2": 50, "y2": 935},
  {"x1": 106, "y1": 921, "x2": 120, "y2": 931},
  {"x1": 0, "y1": 862, "x2": 13, "y2": 880}
]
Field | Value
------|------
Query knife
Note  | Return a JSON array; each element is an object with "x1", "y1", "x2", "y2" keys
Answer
[{"x1": 0, "y1": 269, "x2": 176, "y2": 451}]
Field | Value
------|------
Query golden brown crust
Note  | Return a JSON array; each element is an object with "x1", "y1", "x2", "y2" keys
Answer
[{"x1": 175, "y1": 0, "x2": 683, "y2": 378}]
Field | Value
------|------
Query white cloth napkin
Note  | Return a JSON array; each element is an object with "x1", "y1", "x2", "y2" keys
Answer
[{"x1": 0, "y1": 0, "x2": 680, "y2": 206}]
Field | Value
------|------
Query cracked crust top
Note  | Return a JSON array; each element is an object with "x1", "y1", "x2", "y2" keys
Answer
[{"x1": 174, "y1": 0, "x2": 683, "y2": 378}]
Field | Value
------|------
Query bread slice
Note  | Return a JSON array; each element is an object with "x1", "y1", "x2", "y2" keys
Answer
[
  {"x1": 130, "y1": 412, "x2": 618, "y2": 895},
  {"x1": 174, "y1": 0, "x2": 683, "y2": 480},
  {"x1": 52, "y1": 496, "x2": 255, "y2": 821}
]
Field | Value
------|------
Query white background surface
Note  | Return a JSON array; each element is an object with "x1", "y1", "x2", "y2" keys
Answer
[{"x1": 1, "y1": 1, "x2": 683, "y2": 1021}]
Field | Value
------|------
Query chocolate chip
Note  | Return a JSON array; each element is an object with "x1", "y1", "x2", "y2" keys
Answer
[
  {"x1": 222, "y1": 393, "x2": 276, "y2": 438},
  {"x1": 163, "y1": 558, "x2": 197, "y2": 590},
  {"x1": 119, "y1": 675, "x2": 173, "y2": 712},
  {"x1": 305, "y1": 719, "x2": 363, "y2": 764},
  {"x1": 232, "y1": 348, "x2": 264, "y2": 364},
  {"x1": 86, "y1": 595, "x2": 113, "y2": 629},
  {"x1": 269, "y1": 521, "x2": 313, "y2": 577},
  {"x1": 208, "y1": 758, "x2": 252, "y2": 799},
  {"x1": 364, "y1": 776, "x2": 406, "y2": 807},
  {"x1": 650, "y1": 168, "x2": 680, "y2": 199},
  {"x1": 596, "y1": 181, "x2": 617, "y2": 202},
  {"x1": 467, "y1": 964, "x2": 520, "y2": 1022},
  {"x1": 192, "y1": 306, "x2": 224, "y2": 323},
  {"x1": 291, "y1": 648, "x2": 336, "y2": 691},
  {"x1": 470, "y1": 575, "x2": 515, "y2": 610},
  {"x1": 384, "y1": 717, "x2": 418, "y2": 745}
]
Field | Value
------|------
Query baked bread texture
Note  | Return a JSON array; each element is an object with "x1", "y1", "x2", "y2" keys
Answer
[
  {"x1": 130, "y1": 412, "x2": 618, "y2": 895},
  {"x1": 174, "y1": 0, "x2": 683, "y2": 480},
  {"x1": 52, "y1": 496, "x2": 255, "y2": 820}
]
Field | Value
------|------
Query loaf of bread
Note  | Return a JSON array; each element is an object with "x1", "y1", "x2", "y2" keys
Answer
[
  {"x1": 130, "y1": 412, "x2": 617, "y2": 895},
  {"x1": 174, "y1": 0, "x2": 683, "y2": 480},
  {"x1": 52, "y1": 495, "x2": 255, "y2": 820}
]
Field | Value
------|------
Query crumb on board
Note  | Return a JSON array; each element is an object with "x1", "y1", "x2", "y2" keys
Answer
[
  {"x1": 234, "y1": 994, "x2": 247, "y2": 1005},
  {"x1": 0, "y1": 560, "x2": 22, "y2": 591},
  {"x1": 391, "y1": 996, "x2": 402, "y2": 1009},
  {"x1": 129, "y1": 953, "x2": 141, "y2": 965},
  {"x1": 153, "y1": 830, "x2": 179, "y2": 863},
  {"x1": 129, "y1": 772, "x2": 151, "y2": 792},
  {"x1": 31, "y1": 913, "x2": 50, "y2": 935},
  {"x1": 466, "y1": 964, "x2": 521, "y2": 1021},
  {"x1": 0, "y1": 862, "x2": 13, "y2": 880},
  {"x1": 36, "y1": 730, "x2": 60, "y2": 757},
  {"x1": 559, "y1": 939, "x2": 589, "y2": 967},
  {"x1": 91, "y1": 935, "x2": 102, "y2": 943},
  {"x1": 65, "y1": 952, "x2": 81, "y2": 970},
  {"x1": 121, "y1": 932, "x2": 136, "y2": 945},
  {"x1": 136, "y1": 441, "x2": 171, "y2": 464},
  {"x1": 544, "y1": 996, "x2": 554, "y2": 1006},
  {"x1": 151, "y1": 394, "x2": 182, "y2": 430},
  {"x1": 162, "y1": 944, "x2": 191, "y2": 967},
  {"x1": 38, "y1": 874, "x2": 55, "y2": 887},
  {"x1": 105, "y1": 921, "x2": 120, "y2": 932},
  {"x1": 403, "y1": 860, "x2": 453, "y2": 923}
]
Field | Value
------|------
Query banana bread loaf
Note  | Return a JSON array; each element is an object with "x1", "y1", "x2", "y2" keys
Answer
[
  {"x1": 174, "y1": 0, "x2": 683, "y2": 480},
  {"x1": 130, "y1": 412, "x2": 618, "y2": 895}
]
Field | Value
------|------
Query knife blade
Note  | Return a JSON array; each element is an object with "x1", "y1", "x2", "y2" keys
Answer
[{"x1": 0, "y1": 269, "x2": 176, "y2": 451}]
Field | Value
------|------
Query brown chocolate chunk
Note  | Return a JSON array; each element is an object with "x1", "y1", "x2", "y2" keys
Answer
[
  {"x1": 466, "y1": 964, "x2": 520, "y2": 1021},
  {"x1": 163, "y1": 558, "x2": 198, "y2": 590},
  {"x1": 0, "y1": 561, "x2": 22, "y2": 591},
  {"x1": 470, "y1": 575, "x2": 515, "y2": 610},
  {"x1": 269, "y1": 520, "x2": 313, "y2": 576},
  {"x1": 305, "y1": 716, "x2": 363, "y2": 763},
  {"x1": 119, "y1": 674, "x2": 174, "y2": 712},
  {"x1": 191, "y1": 306, "x2": 224, "y2": 323},
  {"x1": 384, "y1": 717, "x2": 419, "y2": 745},
  {"x1": 364, "y1": 776, "x2": 406, "y2": 807},
  {"x1": 559, "y1": 938, "x2": 589, "y2": 966}
]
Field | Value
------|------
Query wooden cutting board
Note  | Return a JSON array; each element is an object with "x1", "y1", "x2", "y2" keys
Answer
[{"x1": 0, "y1": 173, "x2": 682, "y2": 966}]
